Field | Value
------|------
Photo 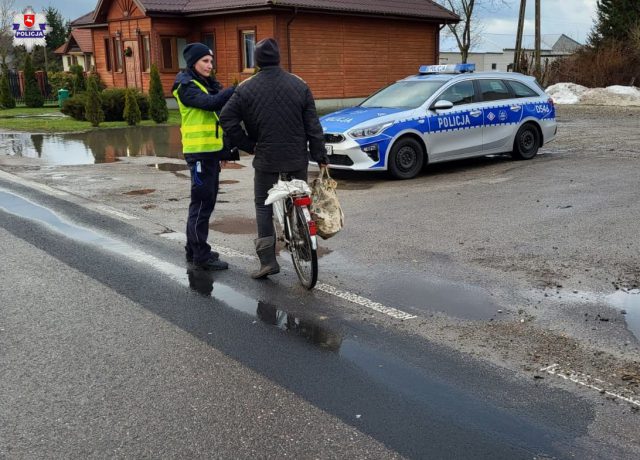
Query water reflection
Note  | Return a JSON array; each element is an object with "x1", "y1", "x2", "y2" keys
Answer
[
  {"x1": 0, "y1": 126, "x2": 183, "y2": 165},
  {"x1": 257, "y1": 301, "x2": 343, "y2": 351},
  {"x1": 187, "y1": 268, "x2": 215, "y2": 296}
]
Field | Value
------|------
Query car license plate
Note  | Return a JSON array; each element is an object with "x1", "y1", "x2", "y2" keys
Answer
[{"x1": 325, "y1": 145, "x2": 333, "y2": 155}]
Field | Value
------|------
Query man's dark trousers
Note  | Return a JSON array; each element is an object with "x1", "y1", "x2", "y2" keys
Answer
[{"x1": 185, "y1": 157, "x2": 220, "y2": 263}]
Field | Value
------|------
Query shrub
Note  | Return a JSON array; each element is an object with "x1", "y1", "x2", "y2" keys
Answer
[
  {"x1": 70, "y1": 64, "x2": 85, "y2": 94},
  {"x1": 0, "y1": 65, "x2": 16, "y2": 109},
  {"x1": 47, "y1": 71, "x2": 74, "y2": 95},
  {"x1": 101, "y1": 88, "x2": 149, "y2": 121},
  {"x1": 61, "y1": 93, "x2": 87, "y2": 120},
  {"x1": 23, "y1": 54, "x2": 44, "y2": 108},
  {"x1": 123, "y1": 88, "x2": 141, "y2": 126},
  {"x1": 85, "y1": 75, "x2": 104, "y2": 127},
  {"x1": 148, "y1": 64, "x2": 168, "y2": 123}
]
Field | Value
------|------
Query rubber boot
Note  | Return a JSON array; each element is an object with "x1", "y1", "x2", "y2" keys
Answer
[{"x1": 251, "y1": 236, "x2": 280, "y2": 279}]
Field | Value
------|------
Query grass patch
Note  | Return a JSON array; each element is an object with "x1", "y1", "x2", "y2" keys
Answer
[{"x1": 0, "y1": 108, "x2": 181, "y2": 133}]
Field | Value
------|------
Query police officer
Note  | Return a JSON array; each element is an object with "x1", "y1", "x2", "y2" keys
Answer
[
  {"x1": 219, "y1": 38, "x2": 328, "y2": 279},
  {"x1": 172, "y1": 43, "x2": 234, "y2": 270}
]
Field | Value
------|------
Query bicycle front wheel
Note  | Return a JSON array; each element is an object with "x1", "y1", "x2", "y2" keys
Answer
[{"x1": 287, "y1": 205, "x2": 318, "y2": 290}]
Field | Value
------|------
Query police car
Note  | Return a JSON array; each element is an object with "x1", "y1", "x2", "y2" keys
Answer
[{"x1": 320, "y1": 64, "x2": 557, "y2": 179}]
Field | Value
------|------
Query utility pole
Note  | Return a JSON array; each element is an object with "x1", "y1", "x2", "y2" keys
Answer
[
  {"x1": 535, "y1": 0, "x2": 541, "y2": 78},
  {"x1": 514, "y1": 0, "x2": 526, "y2": 72}
]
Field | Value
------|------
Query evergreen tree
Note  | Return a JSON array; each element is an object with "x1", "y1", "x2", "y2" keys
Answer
[
  {"x1": 23, "y1": 53, "x2": 44, "y2": 108},
  {"x1": 84, "y1": 74, "x2": 104, "y2": 127},
  {"x1": 590, "y1": 0, "x2": 640, "y2": 45},
  {"x1": 148, "y1": 64, "x2": 168, "y2": 123},
  {"x1": 123, "y1": 88, "x2": 141, "y2": 126},
  {"x1": 0, "y1": 64, "x2": 15, "y2": 109},
  {"x1": 70, "y1": 64, "x2": 85, "y2": 94},
  {"x1": 44, "y1": 7, "x2": 68, "y2": 51}
]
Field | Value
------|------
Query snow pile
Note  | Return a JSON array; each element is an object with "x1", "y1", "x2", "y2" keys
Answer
[{"x1": 546, "y1": 83, "x2": 640, "y2": 106}]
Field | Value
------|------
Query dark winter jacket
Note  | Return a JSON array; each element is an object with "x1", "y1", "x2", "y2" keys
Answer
[
  {"x1": 172, "y1": 69, "x2": 235, "y2": 161},
  {"x1": 219, "y1": 66, "x2": 328, "y2": 172}
]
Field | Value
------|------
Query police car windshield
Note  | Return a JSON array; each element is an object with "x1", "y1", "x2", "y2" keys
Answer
[{"x1": 360, "y1": 81, "x2": 445, "y2": 109}]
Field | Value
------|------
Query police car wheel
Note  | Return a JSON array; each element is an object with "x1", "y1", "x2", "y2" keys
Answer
[
  {"x1": 388, "y1": 138, "x2": 424, "y2": 180},
  {"x1": 512, "y1": 123, "x2": 540, "y2": 160}
]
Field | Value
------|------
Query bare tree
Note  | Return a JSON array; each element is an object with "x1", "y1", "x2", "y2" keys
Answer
[
  {"x1": 0, "y1": 0, "x2": 15, "y2": 65},
  {"x1": 437, "y1": 0, "x2": 506, "y2": 63}
]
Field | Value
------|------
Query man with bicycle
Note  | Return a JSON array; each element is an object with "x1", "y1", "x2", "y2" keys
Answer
[{"x1": 220, "y1": 38, "x2": 328, "y2": 279}]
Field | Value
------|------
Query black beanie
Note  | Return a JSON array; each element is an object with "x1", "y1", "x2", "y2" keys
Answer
[
  {"x1": 183, "y1": 42, "x2": 213, "y2": 69},
  {"x1": 254, "y1": 38, "x2": 280, "y2": 67}
]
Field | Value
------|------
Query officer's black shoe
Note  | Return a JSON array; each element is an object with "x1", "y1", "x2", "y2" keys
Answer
[
  {"x1": 185, "y1": 246, "x2": 220, "y2": 263},
  {"x1": 193, "y1": 257, "x2": 228, "y2": 271}
]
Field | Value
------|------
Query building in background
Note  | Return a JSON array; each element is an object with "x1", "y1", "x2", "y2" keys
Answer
[
  {"x1": 63, "y1": 0, "x2": 458, "y2": 106},
  {"x1": 440, "y1": 34, "x2": 582, "y2": 72},
  {"x1": 54, "y1": 29, "x2": 95, "y2": 71}
]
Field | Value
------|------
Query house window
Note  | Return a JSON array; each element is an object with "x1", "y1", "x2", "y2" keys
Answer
[
  {"x1": 241, "y1": 30, "x2": 256, "y2": 72},
  {"x1": 66, "y1": 56, "x2": 72, "y2": 68},
  {"x1": 160, "y1": 36, "x2": 187, "y2": 71},
  {"x1": 202, "y1": 33, "x2": 215, "y2": 67},
  {"x1": 140, "y1": 35, "x2": 151, "y2": 72},
  {"x1": 114, "y1": 37, "x2": 123, "y2": 72},
  {"x1": 104, "y1": 38, "x2": 112, "y2": 71},
  {"x1": 84, "y1": 55, "x2": 92, "y2": 70},
  {"x1": 491, "y1": 63, "x2": 497, "y2": 70}
]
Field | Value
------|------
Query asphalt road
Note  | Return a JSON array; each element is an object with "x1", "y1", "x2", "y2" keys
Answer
[{"x1": 0, "y1": 174, "x2": 633, "y2": 458}]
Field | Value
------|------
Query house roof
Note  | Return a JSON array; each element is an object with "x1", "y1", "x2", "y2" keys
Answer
[
  {"x1": 70, "y1": 10, "x2": 96, "y2": 27},
  {"x1": 83, "y1": 0, "x2": 458, "y2": 24},
  {"x1": 440, "y1": 33, "x2": 582, "y2": 54},
  {"x1": 54, "y1": 29, "x2": 95, "y2": 55}
]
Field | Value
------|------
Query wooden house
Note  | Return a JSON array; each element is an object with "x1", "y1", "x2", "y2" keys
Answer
[{"x1": 70, "y1": 0, "x2": 458, "y2": 102}]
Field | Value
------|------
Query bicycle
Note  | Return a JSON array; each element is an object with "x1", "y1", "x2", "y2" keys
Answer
[{"x1": 270, "y1": 173, "x2": 318, "y2": 290}]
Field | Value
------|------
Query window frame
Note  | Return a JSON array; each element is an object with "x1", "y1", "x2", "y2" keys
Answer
[
  {"x1": 476, "y1": 78, "x2": 512, "y2": 103},
  {"x1": 201, "y1": 32, "x2": 216, "y2": 69},
  {"x1": 104, "y1": 38, "x2": 112, "y2": 72},
  {"x1": 160, "y1": 36, "x2": 188, "y2": 72},
  {"x1": 140, "y1": 34, "x2": 151, "y2": 73},
  {"x1": 113, "y1": 37, "x2": 123, "y2": 72},
  {"x1": 505, "y1": 79, "x2": 540, "y2": 98},
  {"x1": 239, "y1": 29, "x2": 256, "y2": 73},
  {"x1": 436, "y1": 80, "x2": 477, "y2": 106}
]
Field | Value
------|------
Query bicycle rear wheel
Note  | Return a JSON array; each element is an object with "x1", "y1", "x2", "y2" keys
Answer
[{"x1": 287, "y1": 205, "x2": 318, "y2": 289}]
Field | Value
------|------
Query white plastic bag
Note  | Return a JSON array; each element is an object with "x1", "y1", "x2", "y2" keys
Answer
[{"x1": 265, "y1": 179, "x2": 311, "y2": 226}]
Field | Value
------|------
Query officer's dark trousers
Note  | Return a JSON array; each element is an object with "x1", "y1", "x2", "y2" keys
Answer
[
  {"x1": 254, "y1": 167, "x2": 307, "y2": 238},
  {"x1": 185, "y1": 157, "x2": 220, "y2": 263}
]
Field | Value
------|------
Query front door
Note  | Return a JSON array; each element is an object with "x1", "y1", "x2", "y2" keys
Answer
[{"x1": 124, "y1": 40, "x2": 141, "y2": 90}]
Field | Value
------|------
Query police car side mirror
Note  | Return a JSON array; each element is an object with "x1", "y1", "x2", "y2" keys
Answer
[{"x1": 430, "y1": 100, "x2": 454, "y2": 111}]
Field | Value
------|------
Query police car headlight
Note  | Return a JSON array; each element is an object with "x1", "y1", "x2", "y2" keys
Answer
[{"x1": 348, "y1": 122, "x2": 393, "y2": 139}]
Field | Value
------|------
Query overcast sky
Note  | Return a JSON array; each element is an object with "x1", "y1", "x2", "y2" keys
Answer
[{"x1": 15, "y1": 0, "x2": 598, "y2": 45}]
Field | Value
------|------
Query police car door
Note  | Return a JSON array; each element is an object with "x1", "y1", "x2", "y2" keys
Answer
[
  {"x1": 474, "y1": 79, "x2": 516, "y2": 154},
  {"x1": 426, "y1": 80, "x2": 483, "y2": 161}
]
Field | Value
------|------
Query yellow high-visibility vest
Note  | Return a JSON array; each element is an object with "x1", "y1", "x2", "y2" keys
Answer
[{"x1": 173, "y1": 79, "x2": 224, "y2": 154}]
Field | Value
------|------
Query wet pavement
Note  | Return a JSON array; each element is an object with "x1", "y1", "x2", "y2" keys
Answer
[
  {"x1": 1, "y1": 183, "x2": 610, "y2": 458},
  {"x1": 608, "y1": 289, "x2": 640, "y2": 340}
]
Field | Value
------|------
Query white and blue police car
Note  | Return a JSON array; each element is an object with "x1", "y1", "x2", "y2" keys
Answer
[{"x1": 320, "y1": 64, "x2": 557, "y2": 179}]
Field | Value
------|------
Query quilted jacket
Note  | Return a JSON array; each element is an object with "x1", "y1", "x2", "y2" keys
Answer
[{"x1": 219, "y1": 66, "x2": 328, "y2": 172}]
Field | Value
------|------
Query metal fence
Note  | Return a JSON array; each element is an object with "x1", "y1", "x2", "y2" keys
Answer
[{"x1": 7, "y1": 69, "x2": 58, "y2": 105}]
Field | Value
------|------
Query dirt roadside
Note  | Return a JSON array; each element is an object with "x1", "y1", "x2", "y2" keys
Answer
[{"x1": 1, "y1": 104, "x2": 639, "y2": 424}]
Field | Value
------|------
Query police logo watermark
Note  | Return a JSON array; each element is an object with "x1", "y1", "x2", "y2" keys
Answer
[{"x1": 12, "y1": 6, "x2": 51, "y2": 52}]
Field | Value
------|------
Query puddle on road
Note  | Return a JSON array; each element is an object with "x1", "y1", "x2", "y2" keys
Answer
[
  {"x1": 1, "y1": 126, "x2": 184, "y2": 165},
  {"x1": 219, "y1": 179, "x2": 239, "y2": 185},
  {"x1": 372, "y1": 275, "x2": 498, "y2": 321},
  {"x1": 210, "y1": 216, "x2": 255, "y2": 234},
  {"x1": 123, "y1": 188, "x2": 155, "y2": 196},
  {"x1": 607, "y1": 289, "x2": 640, "y2": 340}
]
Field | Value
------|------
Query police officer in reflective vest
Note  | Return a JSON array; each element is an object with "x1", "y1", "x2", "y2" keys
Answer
[{"x1": 172, "y1": 43, "x2": 235, "y2": 270}]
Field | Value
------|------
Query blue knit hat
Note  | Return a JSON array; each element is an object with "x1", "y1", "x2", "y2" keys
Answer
[{"x1": 183, "y1": 43, "x2": 213, "y2": 69}]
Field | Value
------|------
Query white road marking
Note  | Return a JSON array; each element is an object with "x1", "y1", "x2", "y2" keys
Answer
[
  {"x1": 94, "y1": 205, "x2": 138, "y2": 220},
  {"x1": 159, "y1": 231, "x2": 417, "y2": 320},
  {"x1": 0, "y1": 169, "x2": 69, "y2": 197},
  {"x1": 541, "y1": 364, "x2": 640, "y2": 408}
]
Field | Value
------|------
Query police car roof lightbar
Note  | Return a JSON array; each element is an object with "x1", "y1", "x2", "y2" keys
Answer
[{"x1": 419, "y1": 63, "x2": 476, "y2": 74}]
